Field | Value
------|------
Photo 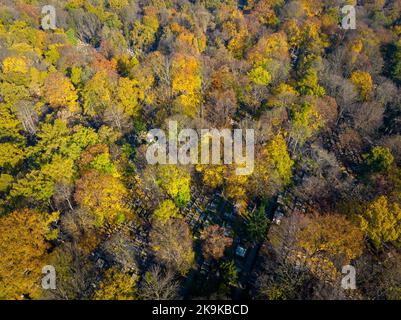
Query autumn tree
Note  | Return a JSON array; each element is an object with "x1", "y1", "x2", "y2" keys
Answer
[
  {"x1": 82, "y1": 70, "x2": 113, "y2": 117},
  {"x1": 364, "y1": 146, "x2": 394, "y2": 173},
  {"x1": 171, "y1": 53, "x2": 201, "y2": 117},
  {"x1": 297, "y1": 68, "x2": 326, "y2": 97},
  {"x1": 131, "y1": 7, "x2": 159, "y2": 54},
  {"x1": 74, "y1": 170, "x2": 131, "y2": 226},
  {"x1": 201, "y1": 225, "x2": 233, "y2": 260},
  {"x1": 150, "y1": 218, "x2": 195, "y2": 275},
  {"x1": 101, "y1": 231, "x2": 139, "y2": 273},
  {"x1": 153, "y1": 199, "x2": 181, "y2": 223},
  {"x1": 259, "y1": 213, "x2": 311, "y2": 300},
  {"x1": 289, "y1": 102, "x2": 322, "y2": 150},
  {"x1": 0, "y1": 142, "x2": 25, "y2": 168},
  {"x1": 93, "y1": 268, "x2": 137, "y2": 300},
  {"x1": 358, "y1": 196, "x2": 401, "y2": 249},
  {"x1": 44, "y1": 72, "x2": 79, "y2": 113},
  {"x1": 156, "y1": 165, "x2": 191, "y2": 208},
  {"x1": 252, "y1": 133, "x2": 294, "y2": 197},
  {"x1": 45, "y1": 242, "x2": 96, "y2": 300},
  {"x1": 139, "y1": 265, "x2": 179, "y2": 300},
  {"x1": 350, "y1": 71, "x2": 373, "y2": 101},
  {"x1": 297, "y1": 213, "x2": 364, "y2": 278},
  {"x1": 60, "y1": 208, "x2": 101, "y2": 254},
  {"x1": 0, "y1": 209, "x2": 58, "y2": 299}
]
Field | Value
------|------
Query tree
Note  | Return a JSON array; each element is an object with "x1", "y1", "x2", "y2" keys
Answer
[
  {"x1": 196, "y1": 164, "x2": 227, "y2": 189},
  {"x1": 220, "y1": 260, "x2": 238, "y2": 287},
  {"x1": 45, "y1": 242, "x2": 96, "y2": 300},
  {"x1": 94, "y1": 268, "x2": 137, "y2": 300},
  {"x1": 28, "y1": 120, "x2": 99, "y2": 163},
  {"x1": 102, "y1": 231, "x2": 139, "y2": 273},
  {"x1": 171, "y1": 53, "x2": 201, "y2": 117},
  {"x1": 104, "y1": 77, "x2": 145, "y2": 131},
  {"x1": 225, "y1": 170, "x2": 249, "y2": 214},
  {"x1": 358, "y1": 196, "x2": 401, "y2": 249},
  {"x1": 16, "y1": 99, "x2": 38, "y2": 135},
  {"x1": 297, "y1": 214, "x2": 364, "y2": 271},
  {"x1": 247, "y1": 204, "x2": 270, "y2": 243},
  {"x1": 252, "y1": 133, "x2": 294, "y2": 197},
  {"x1": 267, "y1": 211, "x2": 364, "y2": 287},
  {"x1": 201, "y1": 225, "x2": 233, "y2": 260},
  {"x1": 289, "y1": 102, "x2": 322, "y2": 149},
  {"x1": 364, "y1": 146, "x2": 394, "y2": 173},
  {"x1": 139, "y1": 265, "x2": 179, "y2": 300},
  {"x1": 11, "y1": 155, "x2": 75, "y2": 202},
  {"x1": 0, "y1": 142, "x2": 25, "y2": 168},
  {"x1": 297, "y1": 68, "x2": 326, "y2": 97},
  {"x1": 44, "y1": 72, "x2": 79, "y2": 113},
  {"x1": 248, "y1": 66, "x2": 272, "y2": 86},
  {"x1": 249, "y1": 0, "x2": 282, "y2": 27},
  {"x1": 131, "y1": 7, "x2": 159, "y2": 53},
  {"x1": 247, "y1": 32, "x2": 290, "y2": 82},
  {"x1": 350, "y1": 71, "x2": 373, "y2": 101},
  {"x1": 259, "y1": 213, "x2": 312, "y2": 300},
  {"x1": 74, "y1": 170, "x2": 131, "y2": 226},
  {"x1": 60, "y1": 208, "x2": 101, "y2": 254},
  {"x1": 115, "y1": 77, "x2": 144, "y2": 117},
  {"x1": 2, "y1": 56, "x2": 28, "y2": 74},
  {"x1": 156, "y1": 165, "x2": 191, "y2": 208},
  {"x1": 300, "y1": 0, "x2": 324, "y2": 17},
  {"x1": 385, "y1": 42, "x2": 401, "y2": 85},
  {"x1": 0, "y1": 209, "x2": 58, "y2": 299},
  {"x1": 153, "y1": 199, "x2": 181, "y2": 223},
  {"x1": 150, "y1": 219, "x2": 194, "y2": 275},
  {"x1": 82, "y1": 71, "x2": 113, "y2": 117}
]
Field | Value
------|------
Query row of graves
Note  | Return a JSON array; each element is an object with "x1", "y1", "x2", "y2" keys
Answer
[
  {"x1": 246, "y1": 149, "x2": 322, "y2": 294},
  {"x1": 269, "y1": 159, "x2": 312, "y2": 226},
  {"x1": 90, "y1": 175, "x2": 155, "y2": 284},
  {"x1": 92, "y1": 220, "x2": 151, "y2": 276},
  {"x1": 181, "y1": 185, "x2": 263, "y2": 298}
]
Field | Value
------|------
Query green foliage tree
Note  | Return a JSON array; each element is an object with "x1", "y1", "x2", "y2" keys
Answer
[
  {"x1": 247, "y1": 204, "x2": 270, "y2": 243},
  {"x1": 220, "y1": 260, "x2": 238, "y2": 287},
  {"x1": 364, "y1": 146, "x2": 394, "y2": 173},
  {"x1": 156, "y1": 165, "x2": 191, "y2": 207}
]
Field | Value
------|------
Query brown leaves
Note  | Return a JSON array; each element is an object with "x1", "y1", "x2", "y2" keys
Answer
[{"x1": 201, "y1": 225, "x2": 233, "y2": 260}]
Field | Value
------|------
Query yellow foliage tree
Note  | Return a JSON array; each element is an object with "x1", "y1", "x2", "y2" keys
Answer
[
  {"x1": 358, "y1": 196, "x2": 401, "y2": 249},
  {"x1": 256, "y1": 133, "x2": 293, "y2": 194},
  {"x1": 297, "y1": 213, "x2": 364, "y2": 282},
  {"x1": 153, "y1": 199, "x2": 181, "y2": 223},
  {"x1": 300, "y1": 0, "x2": 324, "y2": 17},
  {"x1": 156, "y1": 165, "x2": 191, "y2": 207},
  {"x1": 350, "y1": 71, "x2": 373, "y2": 101},
  {"x1": 171, "y1": 53, "x2": 201, "y2": 117},
  {"x1": 74, "y1": 170, "x2": 131, "y2": 226},
  {"x1": 114, "y1": 77, "x2": 144, "y2": 117},
  {"x1": 82, "y1": 71, "x2": 113, "y2": 116},
  {"x1": 196, "y1": 164, "x2": 227, "y2": 189},
  {"x1": 0, "y1": 142, "x2": 25, "y2": 168},
  {"x1": 0, "y1": 209, "x2": 58, "y2": 299},
  {"x1": 2, "y1": 56, "x2": 28, "y2": 74},
  {"x1": 44, "y1": 72, "x2": 79, "y2": 113},
  {"x1": 93, "y1": 268, "x2": 137, "y2": 300}
]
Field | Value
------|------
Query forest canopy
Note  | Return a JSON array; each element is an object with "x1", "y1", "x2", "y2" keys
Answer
[{"x1": 0, "y1": 0, "x2": 400, "y2": 300}]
